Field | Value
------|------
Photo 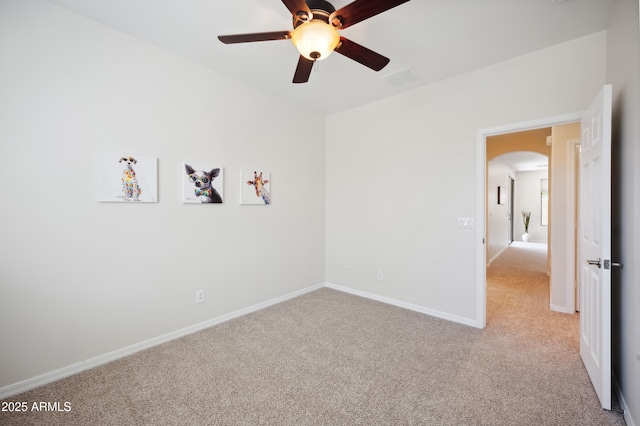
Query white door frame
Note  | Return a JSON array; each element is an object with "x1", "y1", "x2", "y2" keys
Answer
[
  {"x1": 567, "y1": 138, "x2": 582, "y2": 312},
  {"x1": 475, "y1": 111, "x2": 583, "y2": 328}
]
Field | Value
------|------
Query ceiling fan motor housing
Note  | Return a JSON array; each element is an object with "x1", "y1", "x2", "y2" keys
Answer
[{"x1": 293, "y1": 0, "x2": 336, "y2": 27}]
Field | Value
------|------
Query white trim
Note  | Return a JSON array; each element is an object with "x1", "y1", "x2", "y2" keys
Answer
[
  {"x1": 565, "y1": 137, "x2": 581, "y2": 313},
  {"x1": 487, "y1": 244, "x2": 509, "y2": 267},
  {"x1": 479, "y1": 112, "x2": 583, "y2": 136},
  {"x1": 476, "y1": 132, "x2": 487, "y2": 328},
  {"x1": 0, "y1": 283, "x2": 325, "y2": 399},
  {"x1": 550, "y1": 304, "x2": 575, "y2": 314},
  {"x1": 613, "y1": 373, "x2": 636, "y2": 426},
  {"x1": 325, "y1": 282, "x2": 481, "y2": 328},
  {"x1": 476, "y1": 111, "x2": 583, "y2": 330}
]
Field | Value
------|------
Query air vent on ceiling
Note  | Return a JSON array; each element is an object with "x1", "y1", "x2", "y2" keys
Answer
[{"x1": 382, "y1": 67, "x2": 419, "y2": 87}]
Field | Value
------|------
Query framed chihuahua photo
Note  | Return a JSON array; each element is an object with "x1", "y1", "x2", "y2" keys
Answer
[
  {"x1": 240, "y1": 169, "x2": 270, "y2": 205},
  {"x1": 182, "y1": 162, "x2": 224, "y2": 203},
  {"x1": 98, "y1": 151, "x2": 158, "y2": 202}
]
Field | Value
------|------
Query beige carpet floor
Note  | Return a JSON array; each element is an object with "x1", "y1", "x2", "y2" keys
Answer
[{"x1": 1, "y1": 242, "x2": 627, "y2": 425}]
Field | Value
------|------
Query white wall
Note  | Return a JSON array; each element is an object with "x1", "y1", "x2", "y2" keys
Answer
[
  {"x1": 0, "y1": 0, "x2": 325, "y2": 390},
  {"x1": 548, "y1": 123, "x2": 580, "y2": 313},
  {"x1": 515, "y1": 170, "x2": 548, "y2": 242},
  {"x1": 326, "y1": 32, "x2": 606, "y2": 324},
  {"x1": 606, "y1": 0, "x2": 640, "y2": 424}
]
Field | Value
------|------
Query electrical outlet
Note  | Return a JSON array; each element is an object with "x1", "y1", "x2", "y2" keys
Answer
[
  {"x1": 377, "y1": 271, "x2": 383, "y2": 281},
  {"x1": 196, "y1": 289, "x2": 205, "y2": 304}
]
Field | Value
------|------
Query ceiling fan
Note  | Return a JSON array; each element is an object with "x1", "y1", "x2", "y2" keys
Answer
[{"x1": 218, "y1": 0, "x2": 411, "y2": 83}]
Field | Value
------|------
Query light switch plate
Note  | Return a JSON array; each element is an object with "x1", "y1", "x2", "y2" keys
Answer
[{"x1": 457, "y1": 218, "x2": 475, "y2": 229}]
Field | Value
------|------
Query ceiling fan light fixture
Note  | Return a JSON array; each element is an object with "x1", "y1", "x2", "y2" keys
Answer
[
  {"x1": 218, "y1": 0, "x2": 412, "y2": 83},
  {"x1": 291, "y1": 21, "x2": 340, "y2": 61}
]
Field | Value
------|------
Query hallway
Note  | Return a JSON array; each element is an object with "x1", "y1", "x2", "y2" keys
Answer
[
  {"x1": 487, "y1": 241, "x2": 550, "y2": 328},
  {"x1": 485, "y1": 241, "x2": 625, "y2": 424}
]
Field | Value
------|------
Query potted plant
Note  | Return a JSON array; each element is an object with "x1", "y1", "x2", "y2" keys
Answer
[{"x1": 522, "y1": 210, "x2": 531, "y2": 242}]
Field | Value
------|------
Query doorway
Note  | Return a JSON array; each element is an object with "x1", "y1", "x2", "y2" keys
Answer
[
  {"x1": 475, "y1": 112, "x2": 582, "y2": 328},
  {"x1": 485, "y1": 134, "x2": 550, "y2": 266},
  {"x1": 486, "y1": 148, "x2": 550, "y2": 323}
]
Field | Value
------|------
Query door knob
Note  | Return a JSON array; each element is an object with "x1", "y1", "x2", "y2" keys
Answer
[{"x1": 587, "y1": 258, "x2": 602, "y2": 268}]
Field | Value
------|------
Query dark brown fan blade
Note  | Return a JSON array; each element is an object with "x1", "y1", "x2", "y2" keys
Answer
[
  {"x1": 330, "y1": 0, "x2": 410, "y2": 29},
  {"x1": 281, "y1": 0, "x2": 312, "y2": 18},
  {"x1": 218, "y1": 31, "x2": 291, "y2": 44},
  {"x1": 293, "y1": 55, "x2": 315, "y2": 83},
  {"x1": 334, "y1": 37, "x2": 389, "y2": 71}
]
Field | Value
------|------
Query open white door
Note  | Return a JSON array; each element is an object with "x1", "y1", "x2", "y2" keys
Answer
[{"x1": 579, "y1": 84, "x2": 612, "y2": 410}]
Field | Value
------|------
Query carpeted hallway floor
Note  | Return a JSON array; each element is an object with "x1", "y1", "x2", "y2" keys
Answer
[{"x1": 0, "y1": 242, "x2": 627, "y2": 425}]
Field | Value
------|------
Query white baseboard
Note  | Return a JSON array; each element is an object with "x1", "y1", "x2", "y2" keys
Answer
[
  {"x1": 487, "y1": 245, "x2": 509, "y2": 267},
  {"x1": 549, "y1": 304, "x2": 575, "y2": 314},
  {"x1": 613, "y1": 373, "x2": 636, "y2": 426},
  {"x1": 0, "y1": 283, "x2": 325, "y2": 400},
  {"x1": 324, "y1": 282, "x2": 480, "y2": 328}
]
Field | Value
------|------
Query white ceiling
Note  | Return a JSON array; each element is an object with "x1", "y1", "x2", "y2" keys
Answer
[{"x1": 47, "y1": 0, "x2": 613, "y2": 116}]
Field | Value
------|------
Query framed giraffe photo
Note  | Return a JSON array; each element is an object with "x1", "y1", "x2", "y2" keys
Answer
[
  {"x1": 98, "y1": 151, "x2": 158, "y2": 203},
  {"x1": 240, "y1": 169, "x2": 270, "y2": 205},
  {"x1": 182, "y1": 162, "x2": 224, "y2": 203}
]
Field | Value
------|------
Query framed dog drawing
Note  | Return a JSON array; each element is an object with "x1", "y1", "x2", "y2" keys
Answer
[
  {"x1": 182, "y1": 162, "x2": 224, "y2": 203},
  {"x1": 98, "y1": 151, "x2": 158, "y2": 202},
  {"x1": 240, "y1": 169, "x2": 270, "y2": 205}
]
